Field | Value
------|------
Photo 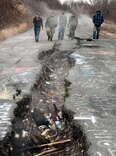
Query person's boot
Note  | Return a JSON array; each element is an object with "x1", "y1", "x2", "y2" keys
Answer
[
  {"x1": 96, "y1": 33, "x2": 99, "y2": 39},
  {"x1": 50, "y1": 37, "x2": 53, "y2": 41},
  {"x1": 93, "y1": 31, "x2": 96, "y2": 39},
  {"x1": 35, "y1": 36, "x2": 39, "y2": 42}
]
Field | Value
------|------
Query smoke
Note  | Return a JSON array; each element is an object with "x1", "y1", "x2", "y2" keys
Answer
[{"x1": 59, "y1": 0, "x2": 91, "y2": 4}]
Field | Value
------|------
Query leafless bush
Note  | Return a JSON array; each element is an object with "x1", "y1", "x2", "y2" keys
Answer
[
  {"x1": 75, "y1": 0, "x2": 116, "y2": 23},
  {"x1": 23, "y1": 0, "x2": 68, "y2": 14},
  {"x1": 0, "y1": 0, "x2": 68, "y2": 30},
  {"x1": 0, "y1": 0, "x2": 29, "y2": 29},
  {"x1": 107, "y1": 0, "x2": 116, "y2": 22},
  {"x1": 84, "y1": 0, "x2": 116, "y2": 23}
]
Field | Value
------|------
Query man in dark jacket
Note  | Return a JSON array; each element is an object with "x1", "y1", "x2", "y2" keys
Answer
[
  {"x1": 33, "y1": 15, "x2": 43, "y2": 42},
  {"x1": 93, "y1": 11, "x2": 104, "y2": 39}
]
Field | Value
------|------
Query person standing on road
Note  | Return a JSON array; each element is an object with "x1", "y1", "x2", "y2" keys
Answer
[
  {"x1": 45, "y1": 16, "x2": 57, "y2": 41},
  {"x1": 58, "y1": 12, "x2": 67, "y2": 40},
  {"x1": 93, "y1": 10, "x2": 104, "y2": 39},
  {"x1": 68, "y1": 15, "x2": 78, "y2": 40},
  {"x1": 33, "y1": 14, "x2": 43, "y2": 42}
]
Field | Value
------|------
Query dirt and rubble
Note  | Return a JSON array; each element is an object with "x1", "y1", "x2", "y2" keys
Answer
[{"x1": 0, "y1": 44, "x2": 89, "y2": 156}]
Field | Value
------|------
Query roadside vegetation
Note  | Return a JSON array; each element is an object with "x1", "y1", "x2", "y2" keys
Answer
[
  {"x1": 0, "y1": 0, "x2": 30, "y2": 39},
  {"x1": 89, "y1": 0, "x2": 116, "y2": 34},
  {"x1": 0, "y1": 0, "x2": 68, "y2": 40},
  {"x1": 73, "y1": 0, "x2": 116, "y2": 35},
  {"x1": 1, "y1": 0, "x2": 116, "y2": 39}
]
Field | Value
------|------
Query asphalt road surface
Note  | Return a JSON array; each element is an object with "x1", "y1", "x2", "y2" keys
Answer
[
  {"x1": 0, "y1": 14, "x2": 116, "y2": 156},
  {"x1": 66, "y1": 15, "x2": 116, "y2": 156}
]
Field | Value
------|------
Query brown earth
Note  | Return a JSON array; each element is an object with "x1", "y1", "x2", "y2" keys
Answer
[{"x1": 101, "y1": 21, "x2": 116, "y2": 40}]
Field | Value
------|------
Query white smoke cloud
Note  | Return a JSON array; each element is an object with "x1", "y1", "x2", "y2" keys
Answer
[{"x1": 59, "y1": 0, "x2": 91, "y2": 4}]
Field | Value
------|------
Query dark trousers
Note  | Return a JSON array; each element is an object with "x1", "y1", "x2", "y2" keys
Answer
[
  {"x1": 69, "y1": 26, "x2": 76, "y2": 40},
  {"x1": 46, "y1": 28, "x2": 55, "y2": 41},
  {"x1": 93, "y1": 25, "x2": 101, "y2": 39},
  {"x1": 34, "y1": 27, "x2": 41, "y2": 42}
]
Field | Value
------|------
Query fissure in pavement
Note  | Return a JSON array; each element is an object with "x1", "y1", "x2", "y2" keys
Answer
[{"x1": 0, "y1": 44, "x2": 89, "y2": 156}]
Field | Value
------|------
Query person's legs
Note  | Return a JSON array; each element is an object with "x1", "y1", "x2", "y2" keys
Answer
[
  {"x1": 58, "y1": 27, "x2": 65, "y2": 40},
  {"x1": 96, "y1": 26, "x2": 100, "y2": 39},
  {"x1": 62, "y1": 28, "x2": 65, "y2": 40},
  {"x1": 58, "y1": 29, "x2": 61, "y2": 40},
  {"x1": 93, "y1": 26, "x2": 97, "y2": 39},
  {"x1": 72, "y1": 26, "x2": 76, "y2": 39},
  {"x1": 34, "y1": 27, "x2": 41, "y2": 42},
  {"x1": 49, "y1": 28, "x2": 53, "y2": 41},
  {"x1": 93, "y1": 31, "x2": 96, "y2": 39},
  {"x1": 69, "y1": 29, "x2": 72, "y2": 39},
  {"x1": 70, "y1": 26, "x2": 76, "y2": 40},
  {"x1": 69, "y1": 29, "x2": 71, "y2": 39},
  {"x1": 50, "y1": 28, "x2": 55, "y2": 41},
  {"x1": 34, "y1": 28, "x2": 37, "y2": 41},
  {"x1": 49, "y1": 31, "x2": 52, "y2": 41},
  {"x1": 61, "y1": 28, "x2": 65, "y2": 40},
  {"x1": 47, "y1": 29, "x2": 50, "y2": 41}
]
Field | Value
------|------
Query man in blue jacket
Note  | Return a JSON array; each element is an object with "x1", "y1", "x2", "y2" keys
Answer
[
  {"x1": 93, "y1": 11, "x2": 104, "y2": 39},
  {"x1": 33, "y1": 14, "x2": 43, "y2": 42}
]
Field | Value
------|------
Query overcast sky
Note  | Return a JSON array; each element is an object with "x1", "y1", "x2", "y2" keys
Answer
[{"x1": 59, "y1": 0, "x2": 91, "y2": 4}]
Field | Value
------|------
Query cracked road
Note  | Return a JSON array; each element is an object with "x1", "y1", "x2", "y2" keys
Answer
[
  {"x1": 0, "y1": 28, "x2": 54, "y2": 140},
  {"x1": 0, "y1": 14, "x2": 116, "y2": 156},
  {"x1": 66, "y1": 16, "x2": 116, "y2": 156}
]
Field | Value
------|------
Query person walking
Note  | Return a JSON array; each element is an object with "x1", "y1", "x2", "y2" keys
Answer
[
  {"x1": 58, "y1": 12, "x2": 67, "y2": 40},
  {"x1": 45, "y1": 16, "x2": 57, "y2": 41},
  {"x1": 93, "y1": 10, "x2": 104, "y2": 39},
  {"x1": 33, "y1": 14, "x2": 43, "y2": 42},
  {"x1": 68, "y1": 15, "x2": 78, "y2": 40}
]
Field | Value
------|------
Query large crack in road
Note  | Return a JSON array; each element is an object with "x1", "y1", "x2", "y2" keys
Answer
[
  {"x1": 0, "y1": 42, "x2": 89, "y2": 156},
  {"x1": 1, "y1": 14, "x2": 116, "y2": 156}
]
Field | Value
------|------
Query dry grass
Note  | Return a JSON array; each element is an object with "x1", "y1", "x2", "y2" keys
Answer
[
  {"x1": 101, "y1": 31, "x2": 116, "y2": 40},
  {"x1": 102, "y1": 22, "x2": 116, "y2": 33},
  {"x1": 101, "y1": 21, "x2": 116, "y2": 39},
  {"x1": 0, "y1": 0, "x2": 31, "y2": 40},
  {"x1": 0, "y1": 0, "x2": 66, "y2": 40},
  {"x1": 0, "y1": 22, "x2": 31, "y2": 40}
]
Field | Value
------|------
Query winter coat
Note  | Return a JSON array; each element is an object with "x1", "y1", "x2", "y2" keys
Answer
[
  {"x1": 93, "y1": 14, "x2": 104, "y2": 27},
  {"x1": 45, "y1": 16, "x2": 58, "y2": 29},
  {"x1": 69, "y1": 16, "x2": 77, "y2": 28},
  {"x1": 59, "y1": 15, "x2": 67, "y2": 28},
  {"x1": 33, "y1": 16, "x2": 43, "y2": 28}
]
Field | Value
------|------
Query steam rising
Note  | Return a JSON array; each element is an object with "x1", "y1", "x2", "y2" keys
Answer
[{"x1": 59, "y1": 0, "x2": 91, "y2": 4}]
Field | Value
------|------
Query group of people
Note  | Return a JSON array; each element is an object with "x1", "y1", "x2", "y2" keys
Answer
[
  {"x1": 93, "y1": 10, "x2": 104, "y2": 39},
  {"x1": 33, "y1": 12, "x2": 77, "y2": 42},
  {"x1": 33, "y1": 11, "x2": 104, "y2": 42}
]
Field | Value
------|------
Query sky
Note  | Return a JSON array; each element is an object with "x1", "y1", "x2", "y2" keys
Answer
[{"x1": 59, "y1": 0, "x2": 91, "y2": 4}]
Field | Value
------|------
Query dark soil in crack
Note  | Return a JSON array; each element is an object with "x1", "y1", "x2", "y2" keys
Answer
[{"x1": 0, "y1": 43, "x2": 89, "y2": 156}]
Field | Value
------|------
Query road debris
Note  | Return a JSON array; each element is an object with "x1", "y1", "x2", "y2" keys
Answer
[{"x1": 0, "y1": 47, "x2": 89, "y2": 156}]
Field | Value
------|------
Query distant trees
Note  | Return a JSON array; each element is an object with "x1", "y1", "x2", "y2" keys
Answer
[
  {"x1": 0, "y1": 0, "x2": 69, "y2": 29},
  {"x1": 40, "y1": 0, "x2": 68, "y2": 10},
  {"x1": 0, "y1": 0, "x2": 30, "y2": 29},
  {"x1": 23, "y1": 0, "x2": 68, "y2": 12},
  {"x1": 107, "y1": 0, "x2": 116, "y2": 22},
  {"x1": 90, "y1": 0, "x2": 116, "y2": 22},
  {"x1": 88, "y1": 0, "x2": 109, "y2": 15},
  {"x1": 78, "y1": 0, "x2": 116, "y2": 23},
  {"x1": 0, "y1": 0, "x2": 20, "y2": 28}
]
